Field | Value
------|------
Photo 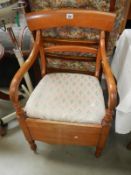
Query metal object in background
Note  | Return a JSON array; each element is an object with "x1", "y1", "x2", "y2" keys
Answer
[
  {"x1": 0, "y1": 43, "x2": 4, "y2": 59},
  {"x1": 0, "y1": 0, "x2": 18, "y2": 29},
  {"x1": 0, "y1": 0, "x2": 33, "y2": 135}
]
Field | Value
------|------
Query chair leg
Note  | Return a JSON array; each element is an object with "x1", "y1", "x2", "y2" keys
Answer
[
  {"x1": 127, "y1": 141, "x2": 131, "y2": 150},
  {"x1": 23, "y1": 129, "x2": 37, "y2": 152},
  {"x1": 23, "y1": 131, "x2": 37, "y2": 152},
  {"x1": 95, "y1": 147, "x2": 103, "y2": 158},
  {"x1": 28, "y1": 140, "x2": 37, "y2": 152},
  {"x1": 0, "y1": 123, "x2": 8, "y2": 136},
  {"x1": 17, "y1": 117, "x2": 37, "y2": 152},
  {"x1": 95, "y1": 125, "x2": 111, "y2": 157}
]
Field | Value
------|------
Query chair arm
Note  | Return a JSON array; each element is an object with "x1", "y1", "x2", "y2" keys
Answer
[
  {"x1": 100, "y1": 32, "x2": 117, "y2": 111},
  {"x1": 9, "y1": 30, "x2": 41, "y2": 111}
]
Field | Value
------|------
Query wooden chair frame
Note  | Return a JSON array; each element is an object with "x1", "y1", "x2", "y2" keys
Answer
[{"x1": 9, "y1": 9, "x2": 117, "y2": 157}]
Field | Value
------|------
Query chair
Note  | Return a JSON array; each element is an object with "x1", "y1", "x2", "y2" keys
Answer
[{"x1": 9, "y1": 9, "x2": 117, "y2": 157}]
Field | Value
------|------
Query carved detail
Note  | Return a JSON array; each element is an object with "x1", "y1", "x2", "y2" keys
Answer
[{"x1": 102, "y1": 109, "x2": 113, "y2": 126}]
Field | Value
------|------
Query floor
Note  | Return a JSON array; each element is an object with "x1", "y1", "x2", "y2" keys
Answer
[{"x1": 0, "y1": 100, "x2": 131, "y2": 175}]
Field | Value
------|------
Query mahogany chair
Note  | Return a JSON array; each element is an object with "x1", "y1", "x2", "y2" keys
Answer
[{"x1": 9, "y1": 9, "x2": 117, "y2": 157}]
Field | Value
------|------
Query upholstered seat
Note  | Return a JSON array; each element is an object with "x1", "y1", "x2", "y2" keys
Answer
[{"x1": 25, "y1": 73, "x2": 105, "y2": 124}]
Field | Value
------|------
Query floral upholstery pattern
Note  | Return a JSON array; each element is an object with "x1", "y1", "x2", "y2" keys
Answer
[
  {"x1": 25, "y1": 73, "x2": 105, "y2": 124},
  {"x1": 28, "y1": 0, "x2": 128, "y2": 72},
  {"x1": 29, "y1": 0, "x2": 110, "y2": 11}
]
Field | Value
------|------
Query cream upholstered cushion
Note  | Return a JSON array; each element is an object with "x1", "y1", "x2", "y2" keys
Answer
[{"x1": 25, "y1": 73, "x2": 105, "y2": 124}]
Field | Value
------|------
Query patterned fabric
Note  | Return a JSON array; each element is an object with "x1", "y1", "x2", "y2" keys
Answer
[
  {"x1": 28, "y1": 0, "x2": 128, "y2": 72},
  {"x1": 47, "y1": 58, "x2": 96, "y2": 72},
  {"x1": 25, "y1": 73, "x2": 105, "y2": 124},
  {"x1": 29, "y1": 0, "x2": 110, "y2": 11}
]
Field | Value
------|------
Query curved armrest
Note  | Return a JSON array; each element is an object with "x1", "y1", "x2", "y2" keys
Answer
[
  {"x1": 9, "y1": 30, "x2": 41, "y2": 111},
  {"x1": 100, "y1": 31, "x2": 117, "y2": 111}
]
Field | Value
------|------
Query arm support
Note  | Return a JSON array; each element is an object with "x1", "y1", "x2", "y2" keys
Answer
[
  {"x1": 9, "y1": 30, "x2": 41, "y2": 110},
  {"x1": 100, "y1": 31, "x2": 117, "y2": 111}
]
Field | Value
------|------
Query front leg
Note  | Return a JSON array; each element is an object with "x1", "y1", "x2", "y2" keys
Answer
[{"x1": 127, "y1": 141, "x2": 131, "y2": 150}]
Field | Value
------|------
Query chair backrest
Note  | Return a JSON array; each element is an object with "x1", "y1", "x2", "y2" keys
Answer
[
  {"x1": 26, "y1": 9, "x2": 116, "y2": 77},
  {"x1": 26, "y1": 9, "x2": 115, "y2": 32}
]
